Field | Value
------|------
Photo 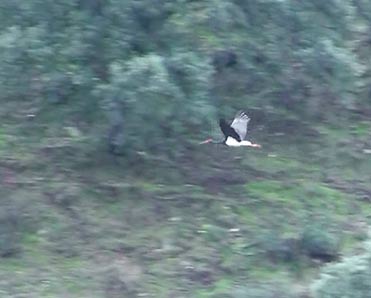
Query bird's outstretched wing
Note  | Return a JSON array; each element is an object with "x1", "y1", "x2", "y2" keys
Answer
[
  {"x1": 230, "y1": 111, "x2": 250, "y2": 140},
  {"x1": 219, "y1": 119, "x2": 241, "y2": 141}
]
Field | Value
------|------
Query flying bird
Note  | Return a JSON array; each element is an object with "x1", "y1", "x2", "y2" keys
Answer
[{"x1": 200, "y1": 111, "x2": 261, "y2": 148}]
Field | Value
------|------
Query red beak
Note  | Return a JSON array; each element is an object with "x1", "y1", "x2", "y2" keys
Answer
[{"x1": 199, "y1": 138, "x2": 212, "y2": 144}]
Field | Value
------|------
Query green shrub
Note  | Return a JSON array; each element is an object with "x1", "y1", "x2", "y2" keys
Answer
[
  {"x1": 312, "y1": 237, "x2": 371, "y2": 298},
  {"x1": 98, "y1": 52, "x2": 215, "y2": 156},
  {"x1": 300, "y1": 226, "x2": 339, "y2": 262}
]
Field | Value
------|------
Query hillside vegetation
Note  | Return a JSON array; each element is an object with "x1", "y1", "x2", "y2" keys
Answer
[{"x1": 1, "y1": 1, "x2": 371, "y2": 297}]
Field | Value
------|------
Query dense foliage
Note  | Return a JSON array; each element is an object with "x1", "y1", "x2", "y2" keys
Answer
[
  {"x1": 1, "y1": 0, "x2": 370, "y2": 155},
  {"x1": 313, "y1": 236, "x2": 371, "y2": 298},
  {"x1": 1, "y1": 1, "x2": 371, "y2": 297}
]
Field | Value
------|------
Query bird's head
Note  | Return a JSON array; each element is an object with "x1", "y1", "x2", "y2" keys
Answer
[{"x1": 199, "y1": 138, "x2": 213, "y2": 145}]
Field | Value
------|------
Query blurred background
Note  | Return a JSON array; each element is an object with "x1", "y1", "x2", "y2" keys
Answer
[{"x1": 1, "y1": 0, "x2": 371, "y2": 297}]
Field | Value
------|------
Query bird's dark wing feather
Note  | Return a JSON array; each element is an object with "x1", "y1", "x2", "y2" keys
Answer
[
  {"x1": 230, "y1": 111, "x2": 250, "y2": 140},
  {"x1": 219, "y1": 119, "x2": 241, "y2": 142}
]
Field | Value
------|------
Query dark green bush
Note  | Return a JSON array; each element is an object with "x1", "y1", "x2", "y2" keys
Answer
[
  {"x1": 312, "y1": 237, "x2": 371, "y2": 298},
  {"x1": 98, "y1": 52, "x2": 215, "y2": 156},
  {"x1": 300, "y1": 226, "x2": 339, "y2": 262}
]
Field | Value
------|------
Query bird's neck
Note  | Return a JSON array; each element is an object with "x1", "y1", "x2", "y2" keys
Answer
[{"x1": 213, "y1": 139, "x2": 225, "y2": 144}]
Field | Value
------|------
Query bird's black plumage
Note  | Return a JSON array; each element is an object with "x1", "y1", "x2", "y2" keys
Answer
[
  {"x1": 200, "y1": 111, "x2": 260, "y2": 148},
  {"x1": 219, "y1": 119, "x2": 241, "y2": 142}
]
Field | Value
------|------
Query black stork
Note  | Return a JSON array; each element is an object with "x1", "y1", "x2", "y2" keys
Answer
[{"x1": 200, "y1": 111, "x2": 261, "y2": 148}]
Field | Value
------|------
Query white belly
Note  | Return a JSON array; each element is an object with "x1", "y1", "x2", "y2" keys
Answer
[
  {"x1": 226, "y1": 137, "x2": 252, "y2": 147},
  {"x1": 226, "y1": 137, "x2": 240, "y2": 147}
]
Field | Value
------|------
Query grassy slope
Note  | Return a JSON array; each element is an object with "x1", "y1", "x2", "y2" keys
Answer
[{"x1": 1, "y1": 105, "x2": 371, "y2": 297}]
